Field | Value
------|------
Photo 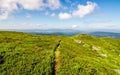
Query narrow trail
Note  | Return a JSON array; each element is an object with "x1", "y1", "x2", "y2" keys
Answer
[{"x1": 52, "y1": 40, "x2": 61, "y2": 75}]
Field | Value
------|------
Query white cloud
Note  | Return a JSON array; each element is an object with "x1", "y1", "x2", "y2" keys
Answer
[
  {"x1": 58, "y1": 1, "x2": 97, "y2": 19},
  {"x1": 47, "y1": 0, "x2": 61, "y2": 10},
  {"x1": 58, "y1": 13, "x2": 72, "y2": 20},
  {"x1": 72, "y1": 1, "x2": 97, "y2": 18},
  {"x1": 0, "y1": 0, "x2": 61, "y2": 20},
  {"x1": 18, "y1": 0, "x2": 43, "y2": 10},
  {"x1": 18, "y1": 0, "x2": 61, "y2": 10},
  {"x1": 0, "y1": 11, "x2": 9, "y2": 20},
  {"x1": 0, "y1": 0, "x2": 18, "y2": 12},
  {"x1": 72, "y1": 25, "x2": 78, "y2": 28},
  {"x1": 0, "y1": 0, "x2": 18, "y2": 20},
  {"x1": 51, "y1": 13, "x2": 56, "y2": 17}
]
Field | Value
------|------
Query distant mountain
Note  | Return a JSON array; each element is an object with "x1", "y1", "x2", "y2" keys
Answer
[
  {"x1": 89, "y1": 32, "x2": 120, "y2": 38},
  {"x1": 2, "y1": 29, "x2": 120, "y2": 38},
  {"x1": 17, "y1": 29, "x2": 83, "y2": 36},
  {"x1": 24, "y1": 30, "x2": 120, "y2": 38}
]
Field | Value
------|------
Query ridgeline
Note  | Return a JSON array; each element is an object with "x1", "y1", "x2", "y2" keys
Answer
[{"x1": 0, "y1": 31, "x2": 120, "y2": 75}]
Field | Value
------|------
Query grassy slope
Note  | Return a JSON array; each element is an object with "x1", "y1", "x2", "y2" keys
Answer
[
  {"x1": 57, "y1": 34, "x2": 120, "y2": 75},
  {"x1": 0, "y1": 31, "x2": 61, "y2": 75},
  {"x1": 0, "y1": 31, "x2": 120, "y2": 75}
]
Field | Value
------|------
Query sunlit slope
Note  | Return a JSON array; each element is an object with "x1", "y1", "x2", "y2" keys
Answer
[
  {"x1": 0, "y1": 31, "x2": 120, "y2": 75},
  {"x1": 0, "y1": 31, "x2": 61, "y2": 75},
  {"x1": 57, "y1": 34, "x2": 120, "y2": 75}
]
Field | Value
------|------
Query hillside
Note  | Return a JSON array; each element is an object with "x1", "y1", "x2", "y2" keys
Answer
[{"x1": 0, "y1": 31, "x2": 120, "y2": 75}]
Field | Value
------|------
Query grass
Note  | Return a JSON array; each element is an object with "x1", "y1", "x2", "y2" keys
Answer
[{"x1": 0, "y1": 31, "x2": 120, "y2": 75}]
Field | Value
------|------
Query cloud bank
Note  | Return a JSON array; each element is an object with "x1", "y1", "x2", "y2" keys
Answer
[
  {"x1": 0, "y1": 0, "x2": 61, "y2": 20},
  {"x1": 0, "y1": 0, "x2": 97, "y2": 20}
]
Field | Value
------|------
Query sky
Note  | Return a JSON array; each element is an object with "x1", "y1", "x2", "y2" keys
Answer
[{"x1": 0, "y1": 0, "x2": 120, "y2": 32}]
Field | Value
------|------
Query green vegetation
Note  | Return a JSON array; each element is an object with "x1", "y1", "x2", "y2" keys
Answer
[
  {"x1": 0, "y1": 31, "x2": 120, "y2": 75},
  {"x1": 57, "y1": 34, "x2": 120, "y2": 75},
  {"x1": 0, "y1": 31, "x2": 60, "y2": 75}
]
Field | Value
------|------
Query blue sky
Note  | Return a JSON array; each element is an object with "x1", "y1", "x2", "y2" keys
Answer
[{"x1": 0, "y1": 0, "x2": 120, "y2": 32}]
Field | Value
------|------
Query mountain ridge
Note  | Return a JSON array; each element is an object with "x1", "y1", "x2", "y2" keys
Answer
[{"x1": 0, "y1": 31, "x2": 120, "y2": 75}]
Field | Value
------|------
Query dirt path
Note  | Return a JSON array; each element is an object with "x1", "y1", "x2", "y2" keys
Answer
[
  {"x1": 55, "y1": 49, "x2": 60, "y2": 75},
  {"x1": 52, "y1": 40, "x2": 61, "y2": 75},
  {"x1": 115, "y1": 69, "x2": 120, "y2": 74}
]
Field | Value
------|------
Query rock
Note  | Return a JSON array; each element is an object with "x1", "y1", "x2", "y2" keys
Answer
[
  {"x1": 115, "y1": 69, "x2": 120, "y2": 74},
  {"x1": 75, "y1": 40, "x2": 84, "y2": 45},
  {"x1": 92, "y1": 46, "x2": 100, "y2": 51},
  {"x1": 119, "y1": 54, "x2": 120, "y2": 56},
  {"x1": 100, "y1": 53, "x2": 107, "y2": 57},
  {"x1": 112, "y1": 49, "x2": 115, "y2": 51}
]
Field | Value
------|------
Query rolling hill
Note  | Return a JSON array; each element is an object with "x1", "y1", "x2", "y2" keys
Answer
[{"x1": 0, "y1": 31, "x2": 120, "y2": 75}]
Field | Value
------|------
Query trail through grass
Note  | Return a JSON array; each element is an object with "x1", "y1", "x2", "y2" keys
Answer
[{"x1": 54, "y1": 40, "x2": 61, "y2": 75}]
